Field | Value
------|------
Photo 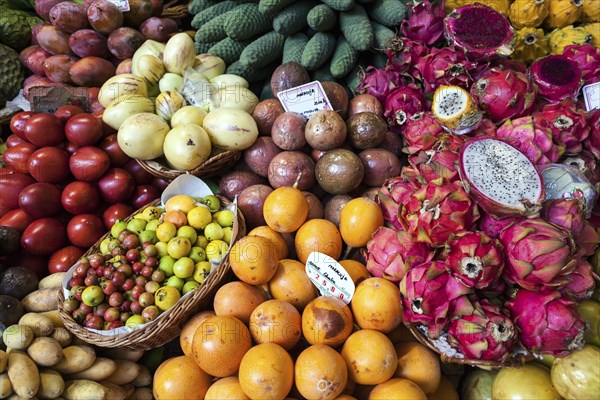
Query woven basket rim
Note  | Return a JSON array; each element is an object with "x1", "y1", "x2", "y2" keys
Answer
[
  {"x1": 406, "y1": 323, "x2": 532, "y2": 368},
  {"x1": 136, "y1": 150, "x2": 241, "y2": 180},
  {"x1": 58, "y1": 196, "x2": 246, "y2": 350}
]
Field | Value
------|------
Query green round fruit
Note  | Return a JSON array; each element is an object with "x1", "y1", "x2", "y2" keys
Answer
[
  {"x1": 194, "y1": 261, "x2": 212, "y2": 283},
  {"x1": 139, "y1": 230, "x2": 158, "y2": 244},
  {"x1": 165, "y1": 275, "x2": 185, "y2": 292},
  {"x1": 182, "y1": 280, "x2": 200, "y2": 294},
  {"x1": 167, "y1": 237, "x2": 192, "y2": 259},
  {"x1": 202, "y1": 195, "x2": 221, "y2": 212},
  {"x1": 127, "y1": 218, "x2": 147, "y2": 235},
  {"x1": 159, "y1": 255, "x2": 176, "y2": 276},
  {"x1": 551, "y1": 345, "x2": 600, "y2": 400},
  {"x1": 189, "y1": 246, "x2": 207, "y2": 263},
  {"x1": 81, "y1": 285, "x2": 105, "y2": 307},
  {"x1": 493, "y1": 363, "x2": 560, "y2": 400},
  {"x1": 177, "y1": 225, "x2": 198, "y2": 245},
  {"x1": 111, "y1": 220, "x2": 127, "y2": 238},
  {"x1": 216, "y1": 209, "x2": 235, "y2": 227},
  {"x1": 461, "y1": 369, "x2": 496, "y2": 400},
  {"x1": 204, "y1": 222, "x2": 224, "y2": 241},
  {"x1": 173, "y1": 257, "x2": 195, "y2": 279},
  {"x1": 155, "y1": 286, "x2": 182, "y2": 311},
  {"x1": 126, "y1": 314, "x2": 146, "y2": 329},
  {"x1": 187, "y1": 206, "x2": 212, "y2": 230}
]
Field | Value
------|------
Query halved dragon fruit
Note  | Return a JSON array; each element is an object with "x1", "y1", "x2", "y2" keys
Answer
[
  {"x1": 495, "y1": 116, "x2": 564, "y2": 165},
  {"x1": 443, "y1": 3, "x2": 516, "y2": 60},
  {"x1": 499, "y1": 218, "x2": 576, "y2": 291},
  {"x1": 442, "y1": 231, "x2": 505, "y2": 289},
  {"x1": 401, "y1": 0, "x2": 445, "y2": 46},
  {"x1": 408, "y1": 135, "x2": 465, "y2": 183},
  {"x1": 384, "y1": 84, "x2": 429, "y2": 128},
  {"x1": 357, "y1": 66, "x2": 402, "y2": 104},
  {"x1": 506, "y1": 288, "x2": 585, "y2": 357},
  {"x1": 432, "y1": 85, "x2": 483, "y2": 135},
  {"x1": 399, "y1": 261, "x2": 472, "y2": 339},
  {"x1": 528, "y1": 55, "x2": 583, "y2": 103},
  {"x1": 415, "y1": 46, "x2": 478, "y2": 94},
  {"x1": 364, "y1": 226, "x2": 434, "y2": 283},
  {"x1": 402, "y1": 112, "x2": 445, "y2": 155},
  {"x1": 447, "y1": 297, "x2": 517, "y2": 361},
  {"x1": 562, "y1": 43, "x2": 600, "y2": 85},
  {"x1": 459, "y1": 138, "x2": 546, "y2": 217},
  {"x1": 470, "y1": 68, "x2": 537, "y2": 124}
]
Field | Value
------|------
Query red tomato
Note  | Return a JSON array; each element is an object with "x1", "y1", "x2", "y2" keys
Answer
[
  {"x1": 0, "y1": 171, "x2": 36, "y2": 209},
  {"x1": 21, "y1": 217, "x2": 67, "y2": 256},
  {"x1": 2, "y1": 143, "x2": 37, "y2": 174},
  {"x1": 98, "y1": 168, "x2": 135, "y2": 204},
  {"x1": 67, "y1": 214, "x2": 105, "y2": 248},
  {"x1": 54, "y1": 105, "x2": 84, "y2": 124},
  {"x1": 0, "y1": 208, "x2": 35, "y2": 233},
  {"x1": 19, "y1": 182, "x2": 63, "y2": 219},
  {"x1": 151, "y1": 177, "x2": 169, "y2": 192},
  {"x1": 123, "y1": 159, "x2": 153, "y2": 184},
  {"x1": 102, "y1": 203, "x2": 134, "y2": 229},
  {"x1": 48, "y1": 245, "x2": 84, "y2": 273},
  {"x1": 5, "y1": 134, "x2": 28, "y2": 148},
  {"x1": 23, "y1": 113, "x2": 65, "y2": 147},
  {"x1": 61, "y1": 181, "x2": 101, "y2": 214},
  {"x1": 10, "y1": 111, "x2": 35, "y2": 139},
  {"x1": 65, "y1": 113, "x2": 103, "y2": 147},
  {"x1": 98, "y1": 134, "x2": 129, "y2": 167},
  {"x1": 130, "y1": 184, "x2": 159, "y2": 209},
  {"x1": 28, "y1": 146, "x2": 71, "y2": 183},
  {"x1": 69, "y1": 146, "x2": 110, "y2": 182}
]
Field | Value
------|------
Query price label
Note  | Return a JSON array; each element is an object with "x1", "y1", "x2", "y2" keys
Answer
[
  {"x1": 107, "y1": 0, "x2": 130, "y2": 12},
  {"x1": 305, "y1": 252, "x2": 355, "y2": 304},
  {"x1": 583, "y1": 82, "x2": 600, "y2": 111},
  {"x1": 277, "y1": 81, "x2": 333, "y2": 120}
]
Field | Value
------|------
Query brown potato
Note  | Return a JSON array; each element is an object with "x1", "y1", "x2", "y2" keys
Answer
[
  {"x1": 69, "y1": 29, "x2": 109, "y2": 58},
  {"x1": 69, "y1": 57, "x2": 116, "y2": 87},
  {"x1": 305, "y1": 110, "x2": 347, "y2": 151},
  {"x1": 268, "y1": 151, "x2": 316, "y2": 190},
  {"x1": 27, "y1": 337, "x2": 63, "y2": 367},
  {"x1": 271, "y1": 112, "x2": 307, "y2": 151}
]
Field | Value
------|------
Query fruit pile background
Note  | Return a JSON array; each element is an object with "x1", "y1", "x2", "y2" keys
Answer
[{"x1": 0, "y1": 0, "x2": 599, "y2": 399}]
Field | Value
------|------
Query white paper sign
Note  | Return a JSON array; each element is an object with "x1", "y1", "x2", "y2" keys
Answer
[
  {"x1": 107, "y1": 0, "x2": 130, "y2": 12},
  {"x1": 583, "y1": 82, "x2": 600, "y2": 111},
  {"x1": 305, "y1": 252, "x2": 355, "y2": 304},
  {"x1": 277, "y1": 81, "x2": 334, "y2": 120}
]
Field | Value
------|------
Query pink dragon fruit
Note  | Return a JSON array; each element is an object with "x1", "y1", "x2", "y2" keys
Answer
[
  {"x1": 415, "y1": 46, "x2": 478, "y2": 94},
  {"x1": 357, "y1": 66, "x2": 402, "y2": 104},
  {"x1": 399, "y1": 177, "x2": 480, "y2": 246},
  {"x1": 563, "y1": 151, "x2": 600, "y2": 187},
  {"x1": 558, "y1": 258, "x2": 597, "y2": 301},
  {"x1": 401, "y1": 112, "x2": 445, "y2": 155},
  {"x1": 467, "y1": 118, "x2": 497, "y2": 138},
  {"x1": 506, "y1": 288, "x2": 585, "y2": 357},
  {"x1": 528, "y1": 55, "x2": 583, "y2": 104},
  {"x1": 495, "y1": 116, "x2": 565, "y2": 165},
  {"x1": 399, "y1": 261, "x2": 472, "y2": 339},
  {"x1": 376, "y1": 167, "x2": 425, "y2": 230},
  {"x1": 583, "y1": 108, "x2": 600, "y2": 160},
  {"x1": 408, "y1": 135, "x2": 465, "y2": 183},
  {"x1": 386, "y1": 36, "x2": 430, "y2": 80},
  {"x1": 533, "y1": 100, "x2": 590, "y2": 154},
  {"x1": 562, "y1": 44, "x2": 600, "y2": 85},
  {"x1": 447, "y1": 297, "x2": 517, "y2": 361},
  {"x1": 472, "y1": 58, "x2": 528, "y2": 81},
  {"x1": 443, "y1": 3, "x2": 516, "y2": 61},
  {"x1": 401, "y1": 0, "x2": 445, "y2": 46},
  {"x1": 459, "y1": 138, "x2": 546, "y2": 217},
  {"x1": 470, "y1": 69, "x2": 537, "y2": 124},
  {"x1": 384, "y1": 84, "x2": 429, "y2": 128},
  {"x1": 479, "y1": 214, "x2": 524, "y2": 238},
  {"x1": 442, "y1": 231, "x2": 505, "y2": 289},
  {"x1": 364, "y1": 226, "x2": 434, "y2": 283},
  {"x1": 478, "y1": 278, "x2": 508, "y2": 300},
  {"x1": 542, "y1": 198, "x2": 586, "y2": 235},
  {"x1": 574, "y1": 222, "x2": 600, "y2": 257},
  {"x1": 499, "y1": 218, "x2": 576, "y2": 291}
]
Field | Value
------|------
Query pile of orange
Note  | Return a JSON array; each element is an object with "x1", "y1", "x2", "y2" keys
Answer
[{"x1": 152, "y1": 185, "x2": 460, "y2": 400}]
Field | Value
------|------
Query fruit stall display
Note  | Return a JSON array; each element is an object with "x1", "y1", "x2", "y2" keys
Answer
[{"x1": 0, "y1": 0, "x2": 599, "y2": 399}]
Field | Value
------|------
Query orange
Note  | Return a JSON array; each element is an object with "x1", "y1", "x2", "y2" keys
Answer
[
  {"x1": 239, "y1": 343, "x2": 294, "y2": 400},
  {"x1": 341, "y1": 329, "x2": 397, "y2": 385},
  {"x1": 162, "y1": 210, "x2": 187, "y2": 228},
  {"x1": 153, "y1": 355, "x2": 211, "y2": 400},
  {"x1": 180, "y1": 310, "x2": 215, "y2": 356},
  {"x1": 268, "y1": 259, "x2": 318, "y2": 310},
  {"x1": 302, "y1": 296, "x2": 353, "y2": 347},
  {"x1": 248, "y1": 225, "x2": 289, "y2": 259},
  {"x1": 295, "y1": 218, "x2": 342, "y2": 264},
  {"x1": 368, "y1": 378, "x2": 427, "y2": 400},
  {"x1": 205, "y1": 376, "x2": 250, "y2": 400},
  {"x1": 350, "y1": 277, "x2": 402, "y2": 333},
  {"x1": 427, "y1": 375, "x2": 459, "y2": 400},
  {"x1": 263, "y1": 186, "x2": 309, "y2": 233},
  {"x1": 338, "y1": 259, "x2": 371, "y2": 286},
  {"x1": 249, "y1": 299, "x2": 302, "y2": 350},
  {"x1": 338, "y1": 197, "x2": 383, "y2": 248},
  {"x1": 394, "y1": 342, "x2": 441, "y2": 394},
  {"x1": 295, "y1": 344, "x2": 348, "y2": 400},
  {"x1": 192, "y1": 315, "x2": 252, "y2": 377},
  {"x1": 213, "y1": 281, "x2": 267, "y2": 324},
  {"x1": 229, "y1": 235, "x2": 280, "y2": 285}
]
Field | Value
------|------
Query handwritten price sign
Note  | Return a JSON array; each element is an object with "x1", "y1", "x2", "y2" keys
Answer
[
  {"x1": 305, "y1": 252, "x2": 355, "y2": 305},
  {"x1": 276, "y1": 81, "x2": 333, "y2": 120},
  {"x1": 583, "y1": 82, "x2": 600, "y2": 111}
]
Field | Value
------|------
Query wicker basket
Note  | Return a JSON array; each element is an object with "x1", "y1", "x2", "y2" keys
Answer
[
  {"x1": 161, "y1": 0, "x2": 191, "y2": 19},
  {"x1": 136, "y1": 150, "x2": 241, "y2": 181},
  {"x1": 407, "y1": 324, "x2": 532, "y2": 368},
  {"x1": 58, "y1": 196, "x2": 246, "y2": 350}
]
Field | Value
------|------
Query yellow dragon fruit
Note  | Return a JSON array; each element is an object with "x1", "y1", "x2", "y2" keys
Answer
[
  {"x1": 582, "y1": 22, "x2": 600, "y2": 45},
  {"x1": 581, "y1": 0, "x2": 600, "y2": 22},
  {"x1": 445, "y1": 0, "x2": 466, "y2": 14},
  {"x1": 545, "y1": 0, "x2": 583, "y2": 29},
  {"x1": 461, "y1": 0, "x2": 513, "y2": 16},
  {"x1": 547, "y1": 25, "x2": 594, "y2": 54},
  {"x1": 512, "y1": 27, "x2": 549, "y2": 63},
  {"x1": 509, "y1": 0, "x2": 550, "y2": 28}
]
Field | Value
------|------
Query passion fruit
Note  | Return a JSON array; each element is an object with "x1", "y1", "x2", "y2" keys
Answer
[{"x1": 315, "y1": 149, "x2": 364, "y2": 195}]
